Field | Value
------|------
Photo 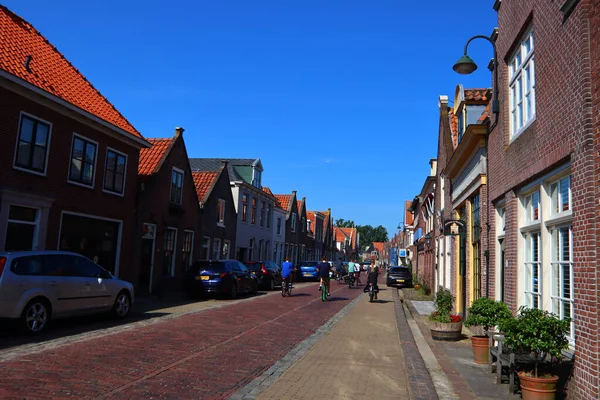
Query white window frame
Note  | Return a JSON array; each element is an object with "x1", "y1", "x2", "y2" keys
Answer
[
  {"x1": 217, "y1": 198, "x2": 226, "y2": 227},
  {"x1": 164, "y1": 227, "x2": 178, "y2": 276},
  {"x1": 13, "y1": 112, "x2": 53, "y2": 177},
  {"x1": 550, "y1": 176, "x2": 571, "y2": 216},
  {"x1": 201, "y1": 236, "x2": 211, "y2": 260},
  {"x1": 213, "y1": 238, "x2": 221, "y2": 260},
  {"x1": 509, "y1": 27, "x2": 535, "y2": 139},
  {"x1": 182, "y1": 230, "x2": 194, "y2": 268},
  {"x1": 550, "y1": 224, "x2": 574, "y2": 343},
  {"x1": 5, "y1": 204, "x2": 40, "y2": 251},
  {"x1": 524, "y1": 190, "x2": 540, "y2": 223},
  {"x1": 67, "y1": 133, "x2": 98, "y2": 189},
  {"x1": 523, "y1": 231, "x2": 541, "y2": 309},
  {"x1": 170, "y1": 167, "x2": 184, "y2": 205},
  {"x1": 223, "y1": 240, "x2": 231, "y2": 259},
  {"x1": 103, "y1": 147, "x2": 128, "y2": 196}
]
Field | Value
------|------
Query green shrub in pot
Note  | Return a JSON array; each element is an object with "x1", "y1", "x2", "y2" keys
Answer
[{"x1": 464, "y1": 297, "x2": 513, "y2": 335}]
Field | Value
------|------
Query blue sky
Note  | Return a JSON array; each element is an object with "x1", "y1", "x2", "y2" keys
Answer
[{"x1": 5, "y1": 0, "x2": 497, "y2": 240}]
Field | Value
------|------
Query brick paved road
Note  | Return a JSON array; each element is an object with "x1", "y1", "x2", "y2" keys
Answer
[{"x1": 0, "y1": 281, "x2": 363, "y2": 399}]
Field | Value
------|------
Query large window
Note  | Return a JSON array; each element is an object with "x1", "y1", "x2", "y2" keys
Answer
[
  {"x1": 277, "y1": 217, "x2": 282, "y2": 235},
  {"x1": 104, "y1": 148, "x2": 127, "y2": 195},
  {"x1": 551, "y1": 226, "x2": 573, "y2": 341},
  {"x1": 249, "y1": 238, "x2": 255, "y2": 261},
  {"x1": 170, "y1": 168, "x2": 184, "y2": 204},
  {"x1": 201, "y1": 237, "x2": 210, "y2": 260},
  {"x1": 260, "y1": 201, "x2": 266, "y2": 227},
  {"x1": 291, "y1": 213, "x2": 297, "y2": 232},
  {"x1": 509, "y1": 28, "x2": 535, "y2": 138},
  {"x1": 69, "y1": 135, "x2": 97, "y2": 187},
  {"x1": 164, "y1": 228, "x2": 177, "y2": 276},
  {"x1": 217, "y1": 199, "x2": 225, "y2": 226},
  {"x1": 241, "y1": 194, "x2": 248, "y2": 222},
  {"x1": 5, "y1": 205, "x2": 38, "y2": 251},
  {"x1": 182, "y1": 231, "x2": 194, "y2": 269},
  {"x1": 212, "y1": 238, "x2": 221, "y2": 260},
  {"x1": 266, "y1": 204, "x2": 271, "y2": 228},
  {"x1": 471, "y1": 194, "x2": 482, "y2": 300},
  {"x1": 524, "y1": 231, "x2": 541, "y2": 309},
  {"x1": 551, "y1": 176, "x2": 571, "y2": 214},
  {"x1": 14, "y1": 114, "x2": 51, "y2": 174},
  {"x1": 251, "y1": 198, "x2": 257, "y2": 224},
  {"x1": 525, "y1": 191, "x2": 540, "y2": 222}
]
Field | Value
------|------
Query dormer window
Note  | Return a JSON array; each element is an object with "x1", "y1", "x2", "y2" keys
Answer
[
  {"x1": 457, "y1": 109, "x2": 466, "y2": 143},
  {"x1": 253, "y1": 168, "x2": 262, "y2": 188}
]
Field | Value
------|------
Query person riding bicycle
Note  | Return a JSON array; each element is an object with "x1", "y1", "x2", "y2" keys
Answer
[
  {"x1": 352, "y1": 259, "x2": 361, "y2": 284},
  {"x1": 281, "y1": 256, "x2": 294, "y2": 291},
  {"x1": 365, "y1": 260, "x2": 380, "y2": 299},
  {"x1": 316, "y1": 255, "x2": 332, "y2": 298},
  {"x1": 335, "y1": 257, "x2": 343, "y2": 280}
]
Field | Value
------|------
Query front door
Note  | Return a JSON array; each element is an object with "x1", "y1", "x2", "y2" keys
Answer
[
  {"x1": 139, "y1": 238, "x2": 154, "y2": 294},
  {"x1": 459, "y1": 230, "x2": 467, "y2": 318}
]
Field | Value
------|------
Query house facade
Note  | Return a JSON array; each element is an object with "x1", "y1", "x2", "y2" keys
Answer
[
  {"x1": 414, "y1": 160, "x2": 437, "y2": 291},
  {"x1": 274, "y1": 191, "x2": 301, "y2": 266},
  {"x1": 189, "y1": 158, "x2": 277, "y2": 263},
  {"x1": 192, "y1": 161, "x2": 237, "y2": 263},
  {"x1": 296, "y1": 197, "x2": 310, "y2": 261},
  {"x1": 0, "y1": 6, "x2": 150, "y2": 282},
  {"x1": 307, "y1": 211, "x2": 325, "y2": 261}
]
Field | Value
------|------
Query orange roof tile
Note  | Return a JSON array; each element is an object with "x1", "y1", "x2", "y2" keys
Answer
[
  {"x1": 464, "y1": 88, "x2": 491, "y2": 102},
  {"x1": 138, "y1": 138, "x2": 173, "y2": 176},
  {"x1": 274, "y1": 195, "x2": 292, "y2": 211},
  {"x1": 449, "y1": 108, "x2": 459, "y2": 149},
  {"x1": 262, "y1": 187, "x2": 274, "y2": 196},
  {"x1": 373, "y1": 242, "x2": 385, "y2": 252},
  {"x1": 192, "y1": 171, "x2": 218, "y2": 202},
  {"x1": 297, "y1": 201, "x2": 302, "y2": 212},
  {"x1": 0, "y1": 5, "x2": 142, "y2": 138},
  {"x1": 306, "y1": 211, "x2": 315, "y2": 221}
]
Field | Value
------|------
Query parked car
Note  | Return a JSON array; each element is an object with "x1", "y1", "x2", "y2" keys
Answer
[
  {"x1": 298, "y1": 261, "x2": 319, "y2": 281},
  {"x1": 243, "y1": 261, "x2": 282, "y2": 290},
  {"x1": 386, "y1": 266, "x2": 412, "y2": 287},
  {"x1": 0, "y1": 251, "x2": 134, "y2": 334},
  {"x1": 186, "y1": 260, "x2": 258, "y2": 299}
]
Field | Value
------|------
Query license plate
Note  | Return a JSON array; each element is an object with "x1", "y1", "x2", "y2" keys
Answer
[
  {"x1": 195, "y1": 275, "x2": 209, "y2": 281},
  {"x1": 303, "y1": 273, "x2": 312, "y2": 276},
  {"x1": 397, "y1": 279, "x2": 404, "y2": 283}
]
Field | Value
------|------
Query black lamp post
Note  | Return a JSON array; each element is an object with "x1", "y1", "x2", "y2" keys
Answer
[{"x1": 453, "y1": 32, "x2": 499, "y2": 299}]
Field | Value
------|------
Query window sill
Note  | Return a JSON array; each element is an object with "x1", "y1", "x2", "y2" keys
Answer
[
  {"x1": 545, "y1": 211, "x2": 573, "y2": 227},
  {"x1": 68, "y1": 179, "x2": 95, "y2": 190},
  {"x1": 509, "y1": 115, "x2": 536, "y2": 143},
  {"x1": 519, "y1": 221, "x2": 541, "y2": 234},
  {"x1": 13, "y1": 165, "x2": 47, "y2": 177},
  {"x1": 102, "y1": 188, "x2": 125, "y2": 197}
]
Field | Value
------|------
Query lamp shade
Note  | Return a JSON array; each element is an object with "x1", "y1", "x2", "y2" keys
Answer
[{"x1": 453, "y1": 54, "x2": 478, "y2": 74}]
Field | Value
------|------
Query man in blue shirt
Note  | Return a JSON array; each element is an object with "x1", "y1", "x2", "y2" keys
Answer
[
  {"x1": 281, "y1": 256, "x2": 294, "y2": 290},
  {"x1": 335, "y1": 257, "x2": 343, "y2": 279},
  {"x1": 316, "y1": 256, "x2": 332, "y2": 299}
]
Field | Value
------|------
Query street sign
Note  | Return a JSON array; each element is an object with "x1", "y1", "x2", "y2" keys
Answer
[{"x1": 399, "y1": 249, "x2": 407, "y2": 258}]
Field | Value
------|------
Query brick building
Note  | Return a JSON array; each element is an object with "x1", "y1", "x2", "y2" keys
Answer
[
  {"x1": 0, "y1": 5, "x2": 149, "y2": 281},
  {"x1": 488, "y1": 0, "x2": 597, "y2": 397}
]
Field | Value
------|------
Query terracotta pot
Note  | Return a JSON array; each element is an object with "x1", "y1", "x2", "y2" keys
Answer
[
  {"x1": 413, "y1": 284, "x2": 422, "y2": 290},
  {"x1": 430, "y1": 321, "x2": 463, "y2": 341},
  {"x1": 518, "y1": 371, "x2": 559, "y2": 400},
  {"x1": 470, "y1": 335, "x2": 489, "y2": 364}
]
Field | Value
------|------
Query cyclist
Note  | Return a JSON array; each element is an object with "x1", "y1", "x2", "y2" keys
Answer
[
  {"x1": 366, "y1": 259, "x2": 380, "y2": 299},
  {"x1": 316, "y1": 255, "x2": 332, "y2": 298},
  {"x1": 347, "y1": 259, "x2": 356, "y2": 285},
  {"x1": 335, "y1": 257, "x2": 343, "y2": 280},
  {"x1": 281, "y1": 256, "x2": 294, "y2": 292}
]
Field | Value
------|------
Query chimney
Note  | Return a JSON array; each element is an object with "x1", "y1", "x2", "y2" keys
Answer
[
  {"x1": 292, "y1": 190, "x2": 297, "y2": 196},
  {"x1": 429, "y1": 159, "x2": 438, "y2": 176},
  {"x1": 221, "y1": 160, "x2": 229, "y2": 166},
  {"x1": 438, "y1": 95, "x2": 448, "y2": 109},
  {"x1": 175, "y1": 126, "x2": 185, "y2": 137}
]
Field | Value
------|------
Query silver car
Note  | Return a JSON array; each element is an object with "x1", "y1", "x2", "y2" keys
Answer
[{"x1": 0, "y1": 250, "x2": 134, "y2": 333}]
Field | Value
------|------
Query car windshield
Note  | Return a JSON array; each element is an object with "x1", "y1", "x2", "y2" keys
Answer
[
  {"x1": 243, "y1": 263, "x2": 261, "y2": 271},
  {"x1": 390, "y1": 267, "x2": 408, "y2": 274},
  {"x1": 195, "y1": 261, "x2": 227, "y2": 272}
]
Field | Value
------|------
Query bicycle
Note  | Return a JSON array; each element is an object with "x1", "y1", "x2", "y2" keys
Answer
[
  {"x1": 281, "y1": 277, "x2": 292, "y2": 297},
  {"x1": 321, "y1": 278, "x2": 329, "y2": 301}
]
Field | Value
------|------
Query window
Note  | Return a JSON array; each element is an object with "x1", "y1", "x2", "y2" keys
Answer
[
  {"x1": 249, "y1": 238, "x2": 255, "y2": 261},
  {"x1": 5, "y1": 205, "x2": 38, "y2": 251},
  {"x1": 471, "y1": 194, "x2": 482, "y2": 300},
  {"x1": 457, "y1": 110, "x2": 466, "y2": 142},
  {"x1": 266, "y1": 204, "x2": 271, "y2": 228},
  {"x1": 291, "y1": 213, "x2": 297, "y2": 232},
  {"x1": 307, "y1": 220, "x2": 312, "y2": 233},
  {"x1": 525, "y1": 191, "x2": 540, "y2": 222},
  {"x1": 258, "y1": 240, "x2": 263, "y2": 261},
  {"x1": 213, "y1": 238, "x2": 221, "y2": 260},
  {"x1": 509, "y1": 28, "x2": 535, "y2": 138},
  {"x1": 524, "y1": 232, "x2": 541, "y2": 309},
  {"x1": 14, "y1": 114, "x2": 51, "y2": 174},
  {"x1": 201, "y1": 237, "x2": 210, "y2": 260},
  {"x1": 551, "y1": 225, "x2": 574, "y2": 340},
  {"x1": 253, "y1": 168, "x2": 262, "y2": 188},
  {"x1": 301, "y1": 217, "x2": 306, "y2": 232},
  {"x1": 251, "y1": 198, "x2": 257, "y2": 224},
  {"x1": 182, "y1": 231, "x2": 194, "y2": 269},
  {"x1": 217, "y1": 199, "x2": 225, "y2": 226},
  {"x1": 69, "y1": 135, "x2": 97, "y2": 187},
  {"x1": 170, "y1": 168, "x2": 184, "y2": 204},
  {"x1": 265, "y1": 241, "x2": 270, "y2": 261},
  {"x1": 71, "y1": 256, "x2": 106, "y2": 278},
  {"x1": 164, "y1": 228, "x2": 177, "y2": 276},
  {"x1": 241, "y1": 194, "x2": 248, "y2": 222},
  {"x1": 277, "y1": 217, "x2": 282, "y2": 235},
  {"x1": 273, "y1": 242, "x2": 278, "y2": 262},
  {"x1": 223, "y1": 240, "x2": 230, "y2": 259},
  {"x1": 104, "y1": 148, "x2": 127, "y2": 195},
  {"x1": 498, "y1": 207, "x2": 506, "y2": 234},
  {"x1": 279, "y1": 243, "x2": 284, "y2": 264},
  {"x1": 550, "y1": 176, "x2": 571, "y2": 214},
  {"x1": 260, "y1": 201, "x2": 266, "y2": 227}
]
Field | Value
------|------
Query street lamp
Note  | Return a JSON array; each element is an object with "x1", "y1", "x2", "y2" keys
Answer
[{"x1": 453, "y1": 33, "x2": 499, "y2": 114}]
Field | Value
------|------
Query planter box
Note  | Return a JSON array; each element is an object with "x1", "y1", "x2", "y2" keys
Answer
[{"x1": 430, "y1": 321, "x2": 463, "y2": 341}]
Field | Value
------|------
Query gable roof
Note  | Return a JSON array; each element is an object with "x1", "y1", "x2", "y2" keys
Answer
[
  {"x1": 138, "y1": 138, "x2": 173, "y2": 176},
  {"x1": 189, "y1": 158, "x2": 260, "y2": 182},
  {"x1": 0, "y1": 5, "x2": 142, "y2": 139},
  {"x1": 307, "y1": 211, "x2": 315, "y2": 221},
  {"x1": 297, "y1": 201, "x2": 302, "y2": 213},
  {"x1": 373, "y1": 242, "x2": 385, "y2": 253},
  {"x1": 274, "y1": 195, "x2": 292, "y2": 212},
  {"x1": 192, "y1": 171, "x2": 219, "y2": 203}
]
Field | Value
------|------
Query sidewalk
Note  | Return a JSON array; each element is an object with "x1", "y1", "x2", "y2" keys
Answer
[{"x1": 255, "y1": 286, "x2": 411, "y2": 400}]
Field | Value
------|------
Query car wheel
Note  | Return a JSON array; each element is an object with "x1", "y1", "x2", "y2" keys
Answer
[
  {"x1": 269, "y1": 278, "x2": 275, "y2": 291},
  {"x1": 112, "y1": 291, "x2": 131, "y2": 318},
  {"x1": 21, "y1": 298, "x2": 51, "y2": 334},
  {"x1": 230, "y1": 283, "x2": 238, "y2": 299}
]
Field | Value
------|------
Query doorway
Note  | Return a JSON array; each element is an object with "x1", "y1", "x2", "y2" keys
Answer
[
  {"x1": 459, "y1": 228, "x2": 467, "y2": 318},
  {"x1": 139, "y1": 223, "x2": 156, "y2": 294}
]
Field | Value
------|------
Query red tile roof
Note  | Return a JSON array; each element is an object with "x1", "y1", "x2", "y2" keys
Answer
[
  {"x1": 262, "y1": 187, "x2": 274, "y2": 196},
  {"x1": 449, "y1": 108, "x2": 459, "y2": 149},
  {"x1": 333, "y1": 226, "x2": 347, "y2": 242},
  {"x1": 296, "y1": 201, "x2": 302, "y2": 212},
  {"x1": 0, "y1": 6, "x2": 142, "y2": 138},
  {"x1": 274, "y1": 195, "x2": 292, "y2": 211},
  {"x1": 307, "y1": 211, "x2": 315, "y2": 221},
  {"x1": 373, "y1": 242, "x2": 385, "y2": 253},
  {"x1": 192, "y1": 171, "x2": 218, "y2": 202},
  {"x1": 138, "y1": 138, "x2": 173, "y2": 176},
  {"x1": 464, "y1": 88, "x2": 491, "y2": 102}
]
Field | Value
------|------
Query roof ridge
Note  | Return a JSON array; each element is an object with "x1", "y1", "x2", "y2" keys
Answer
[{"x1": 0, "y1": 5, "x2": 141, "y2": 138}]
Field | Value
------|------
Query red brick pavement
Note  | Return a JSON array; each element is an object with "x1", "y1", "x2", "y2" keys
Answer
[{"x1": 0, "y1": 282, "x2": 363, "y2": 400}]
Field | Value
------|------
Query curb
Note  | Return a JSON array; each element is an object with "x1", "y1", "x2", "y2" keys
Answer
[{"x1": 227, "y1": 292, "x2": 365, "y2": 400}]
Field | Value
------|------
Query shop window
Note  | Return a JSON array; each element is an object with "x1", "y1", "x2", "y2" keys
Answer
[
  {"x1": 170, "y1": 168, "x2": 184, "y2": 205},
  {"x1": 104, "y1": 148, "x2": 127, "y2": 195},
  {"x1": 164, "y1": 228, "x2": 177, "y2": 276},
  {"x1": 5, "y1": 205, "x2": 38, "y2": 251},
  {"x1": 14, "y1": 114, "x2": 51, "y2": 175},
  {"x1": 69, "y1": 135, "x2": 97, "y2": 187}
]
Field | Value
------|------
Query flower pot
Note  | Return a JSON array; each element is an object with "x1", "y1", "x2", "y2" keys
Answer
[
  {"x1": 413, "y1": 284, "x2": 421, "y2": 290},
  {"x1": 430, "y1": 321, "x2": 463, "y2": 341},
  {"x1": 470, "y1": 335, "x2": 489, "y2": 364},
  {"x1": 518, "y1": 371, "x2": 559, "y2": 400}
]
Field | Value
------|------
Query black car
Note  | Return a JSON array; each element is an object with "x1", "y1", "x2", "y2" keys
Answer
[
  {"x1": 386, "y1": 266, "x2": 413, "y2": 288},
  {"x1": 243, "y1": 261, "x2": 283, "y2": 290},
  {"x1": 186, "y1": 260, "x2": 258, "y2": 299}
]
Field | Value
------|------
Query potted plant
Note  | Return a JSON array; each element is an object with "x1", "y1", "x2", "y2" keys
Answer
[
  {"x1": 412, "y1": 273, "x2": 421, "y2": 290},
  {"x1": 464, "y1": 297, "x2": 513, "y2": 364},
  {"x1": 499, "y1": 306, "x2": 571, "y2": 400},
  {"x1": 429, "y1": 287, "x2": 463, "y2": 341}
]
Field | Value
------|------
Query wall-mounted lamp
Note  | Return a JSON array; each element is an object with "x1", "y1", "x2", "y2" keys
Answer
[{"x1": 424, "y1": 233, "x2": 432, "y2": 248}]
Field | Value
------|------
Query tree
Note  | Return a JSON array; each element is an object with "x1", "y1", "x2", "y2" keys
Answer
[
  {"x1": 357, "y1": 224, "x2": 388, "y2": 250},
  {"x1": 335, "y1": 219, "x2": 355, "y2": 228}
]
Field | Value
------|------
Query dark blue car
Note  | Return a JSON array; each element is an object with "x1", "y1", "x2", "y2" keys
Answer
[{"x1": 186, "y1": 260, "x2": 258, "y2": 299}]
